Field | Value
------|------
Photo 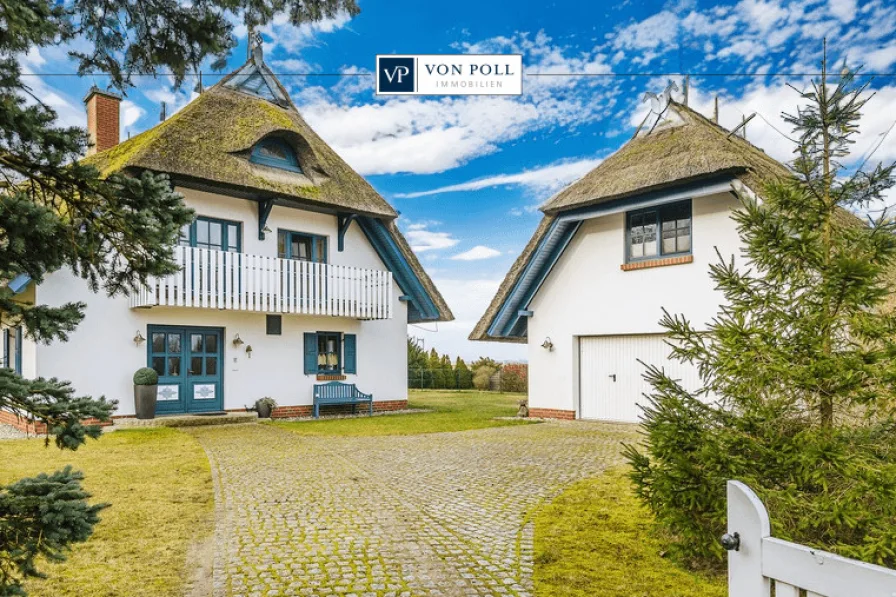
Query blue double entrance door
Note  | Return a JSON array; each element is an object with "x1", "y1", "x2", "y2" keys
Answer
[{"x1": 148, "y1": 326, "x2": 224, "y2": 414}]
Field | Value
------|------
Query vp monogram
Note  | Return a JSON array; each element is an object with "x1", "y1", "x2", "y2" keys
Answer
[{"x1": 377, "y1": 57, "x2": 415, "y2": 93}]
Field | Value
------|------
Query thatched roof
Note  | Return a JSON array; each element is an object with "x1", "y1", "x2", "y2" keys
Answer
[
  {"x1": 542, "y1": 101, "x2": 791, "y2": 214},
  {"x1": 471, "y1": 102, "x2": 797, "y2": 342},
  {"x1": 84, "y1": 61, "x2": 397, "y2": 218}
]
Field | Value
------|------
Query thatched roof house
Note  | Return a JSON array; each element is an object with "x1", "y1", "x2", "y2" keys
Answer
[
  {"x1": 471, "y1": 101, "x2": 795, "y2": 342},
  {"x1": 85, "y1": 54, "x2": 451, "y2": 324}
]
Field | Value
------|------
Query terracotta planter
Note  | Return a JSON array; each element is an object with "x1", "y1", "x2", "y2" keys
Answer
[{"x1": 134, "y1": 385, "x2": 158, "y2": 419}]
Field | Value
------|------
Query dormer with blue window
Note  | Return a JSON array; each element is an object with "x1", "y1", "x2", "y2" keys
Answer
[{"x1": 250, "y1": 138, "x2": 303, "y2": 174}]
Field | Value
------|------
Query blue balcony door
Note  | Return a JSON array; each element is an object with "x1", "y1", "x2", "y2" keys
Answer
[{"x1": 148, "y1": 326, "x2": 224, "y2": 414}]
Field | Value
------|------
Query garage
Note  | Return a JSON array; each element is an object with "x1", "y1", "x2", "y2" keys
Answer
[{"x1": 578, "y1": 334, "x2": 702, "y2": 423}]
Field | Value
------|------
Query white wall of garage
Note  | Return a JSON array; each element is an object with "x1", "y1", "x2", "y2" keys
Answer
[{"x1": 526, "y1": 191, "x2": 743, "y2": 421}]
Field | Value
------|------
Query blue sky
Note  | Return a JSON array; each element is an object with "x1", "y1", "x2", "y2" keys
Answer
[{"x1": 21, "y1": 0, "x2": 896, "y2": 361}]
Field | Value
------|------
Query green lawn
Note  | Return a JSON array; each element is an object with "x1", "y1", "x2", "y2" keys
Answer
[
  {"x1": 272, "y1": 389, "x2": 534, "y2": 436},
  {"x1": 0, "y1": 428, "x2": 213, "y2": 597},
  {"x1": 534, "y1": 470, "x2": 725, "y2": 597}
]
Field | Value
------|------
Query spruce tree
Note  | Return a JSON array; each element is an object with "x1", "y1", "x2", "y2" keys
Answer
[
  {"x1": 439, "y1": 354, "x2": 454, "y2": 389},
  {"x1": 428, "y1": 349, "x2": 445, "y2": 389},
  {"x1": 626, "y1": 57, "x2": 896, "y2": 568},
  {"x1": 455, "y1": 357, "x2": 473, "y2": 389},
  {"x1": 1, "y1": 0, "x2": 358, "y2": 592}
]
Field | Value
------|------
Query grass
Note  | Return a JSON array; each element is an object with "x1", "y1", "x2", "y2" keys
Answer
[
  {"x1": 0, "y1": 428, "x2": 214, "y2": 597},
  {"x1": 534, "y1": 470, "x2": 725, "y2": 597},
  {"x1": 272, "y1": 389, "x2": 534, "y2": 437}
]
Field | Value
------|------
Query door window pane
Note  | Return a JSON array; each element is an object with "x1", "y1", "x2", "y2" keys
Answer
[
  {"x1": 152, "y1": 357, "x2": 165, "y2": 376},
  {"x1": 152, "y1": 333, "x2": 165, "y2": 352},
  {"x1": 167, "y1": 357, "x2": 181, "y2": 376},
  {"x1": 196, "y1": 220, "x2": 209, "y2": 244},
  {"x1": 191, "y1": 334, "x2": 203, "y2": 352},
  {"x1": 205, "y1": 334, "x2": 218, "y2": 353},
  {"x1": 190, "y1": 357, "x2": 203, "y2": 376},
  {"x1": 167, "y1": 333, "x2": 181, "y2": 353},
  {"x1": 206, "y1": 357, "x2": 217, "y2": 376}
]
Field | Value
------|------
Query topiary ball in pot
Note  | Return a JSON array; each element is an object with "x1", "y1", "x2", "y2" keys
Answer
[{"x1": 133, "y1": 367, "x2": 159, "y2": 419}]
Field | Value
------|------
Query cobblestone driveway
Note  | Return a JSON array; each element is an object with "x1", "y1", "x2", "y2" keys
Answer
[{"x1": 189, "y1": 421, "x2": 636, "y2": 597}]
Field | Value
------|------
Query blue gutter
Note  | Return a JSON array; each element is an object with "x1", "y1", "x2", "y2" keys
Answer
[
  {"x1": 356, "y1": 217, "x2": 441, "y2": 323},
  {"x1": 487, "y1": 178, "x2": 735, "y2": 340}
]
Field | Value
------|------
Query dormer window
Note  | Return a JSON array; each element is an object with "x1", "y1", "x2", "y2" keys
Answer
[{"x1": 250, "y1": 138, "x2": 302, "y2": 173}]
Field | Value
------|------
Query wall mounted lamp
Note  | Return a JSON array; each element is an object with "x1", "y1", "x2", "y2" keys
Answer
[
  {"x1": 541, "y1": 337, "x2": 554, "y2": 351},
  {"x1": 245, "y1": 345, "x2": 253, "y2": 358},
  {"x1": 133, "y1": 330, "x2": 146, "y2": 345},
  {"x1": 261, "y1": 225, "x2": 272, "y2": 234},
  {"x1": 232, "y1": 333, "x2": 244, "y2": 347}
]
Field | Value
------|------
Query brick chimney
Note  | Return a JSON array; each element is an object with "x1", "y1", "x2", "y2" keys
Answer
[{"x1": 84, "y1": 87, "x2": 122, "y2": 155}]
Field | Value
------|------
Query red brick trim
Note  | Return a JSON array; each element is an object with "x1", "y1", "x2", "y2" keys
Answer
[
  {"x1": 528, "y1": 408, "x2": 576, "y2": 420},
  {"x1": 0, "y1": 410, "x2": 114, "y2": 435},
  {"x1": 620, "y1": 254, "x2": 693, "y2": 271},
  {"x1": 227, "y1": 400, "x2": 409, "y2": 419},
  {"x1": 316, "y1": 374, "x2": 347, "y2": 381}
]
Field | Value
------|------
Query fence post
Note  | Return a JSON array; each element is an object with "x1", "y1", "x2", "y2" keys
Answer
[{"x1": 726, "y1": 480, "x2": 771, "y2": 597}]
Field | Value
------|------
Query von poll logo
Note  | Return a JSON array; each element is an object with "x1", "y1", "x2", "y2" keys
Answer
[{"x1": 376, "y1": 55, "x2": 523, "y2": 96}]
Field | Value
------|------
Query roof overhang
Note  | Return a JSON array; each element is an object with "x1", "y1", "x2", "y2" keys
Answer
[
  {"x1": 485, "y1": 177, "x2": 736, "y2": 340},
  {"x1": 356, "y1": 217, "x2": 442, "y2": 323}
]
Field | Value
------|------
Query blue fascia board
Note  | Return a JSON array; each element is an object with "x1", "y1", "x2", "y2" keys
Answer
[
  {"x1": 486, "y1": 177, "x2": 736, "y2": 340},
  {"x1": 488, "y1": 220, "x2": 581, "y2": 338},
  {"x1": 356, "y1": 217, "x2": 440, "y2": 323},
  {"x1": 7, "y1": 273, "x2": 32, "y2": 294}
]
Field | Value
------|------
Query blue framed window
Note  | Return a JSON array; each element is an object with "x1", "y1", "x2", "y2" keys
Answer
[
  {"x1": 626, "y1": 199, "x2": 692, "y2": 261},
  {"x1": 303, "y1": 332, "x2": 357, "y2": 374},
  {"x1": 179, "y1": 216, "x2": 241, "y2": 253},
  {"x1": 3, "y1": 327, "x2": 22, "y2": 375},
  {"x1": 250, "y1": 138, "x2": 303, "y2": 173},
  {"x1": 278, "y1": 229, "x2": 327, "y2": 263}
]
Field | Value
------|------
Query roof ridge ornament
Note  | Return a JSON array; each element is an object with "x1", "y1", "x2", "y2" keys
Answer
[
  {"x1": 640, "y1": 80, "x2": 680, "y2": 135},
  {"x1": 251, "y1": 31, "x2": 264, "y2": 66}
]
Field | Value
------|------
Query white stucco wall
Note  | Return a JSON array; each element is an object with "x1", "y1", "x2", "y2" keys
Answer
[
  {"x1": 526, "y1": 191, "x2": 743, "y2": 414},
  {"x1": 33, "y1": 187, "x2": 409, "y2": 416}
]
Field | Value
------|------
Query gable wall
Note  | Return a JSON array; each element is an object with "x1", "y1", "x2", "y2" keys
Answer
[{"x1": 526, "y1": 191, "x2": 742, "y2": 414}]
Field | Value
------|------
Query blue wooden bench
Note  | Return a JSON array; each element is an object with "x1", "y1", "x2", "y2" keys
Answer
[{"x1": 312, "y1": 381, "x2": 373, "y2": 419}]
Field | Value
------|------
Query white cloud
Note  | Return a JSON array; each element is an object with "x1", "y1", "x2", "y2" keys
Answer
[
  {"x1": 864, "y1": 45, "x2": 896, "y2": 70},
  {"x1": 828, "y1": 0, "x2": 857, "y2": 23},
  {"x1": 120, "y1": 100, "x2": 145, "y2": 128},
  {"x1": 395, "y1": 157, "x2": 602, "y2": 198},
  {"x1": 407, "y1": 278, "x2": 526, "y2": 362},
  {"x1": 17, "y1": 67, "x2": 83, "y2": 128},
  {"x1": 403, "y1": 223, "x2": 460, "y2": 253},
  {"x1": 298, "y1": 31, "x2": 617, "y2": 176},
  {"x1": 450, "y1": 246, "x2": 502, "y2": 261},
  {"x1": 260, "y1": 11, "x2": 353, "y2": 54}
]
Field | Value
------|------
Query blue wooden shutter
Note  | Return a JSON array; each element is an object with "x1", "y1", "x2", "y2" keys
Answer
[
  {"x1": 303, "y1": 333, "x2": 317, "y2": 374},
  {"x1": 343, "y1": 334, "x2": 357, "y2": 374},
  {"x1": 14, "y1": 327, "x2": 22, "y2": 374}
]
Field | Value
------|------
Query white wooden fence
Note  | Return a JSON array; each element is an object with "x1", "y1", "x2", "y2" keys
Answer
[
  {"x1": 726, "y1": 480, "x2": 896, "y2": 597},
  {"x1": 130, "y1": 246, "x2": 394, "y2": 319}
]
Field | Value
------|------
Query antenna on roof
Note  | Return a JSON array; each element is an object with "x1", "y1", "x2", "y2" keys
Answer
[
  {"x1": 714, "y1": 95, "x2": 719, "y2": 123},
  {"x1": 727, "y1": 113, "x2": 756, "y2": 140},
  {"x1": 683, "y1": 75, "x2": 689, "y2": 107},
  {"x1": 159, "y1": 101, "x2": 167, "y2": 122}
]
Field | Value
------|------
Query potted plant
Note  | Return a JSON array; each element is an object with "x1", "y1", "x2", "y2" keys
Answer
[
  {"x1": 254, "y1": 397, "x2": 277, "y2": 419},
  {"x1": 133, "y1": 367, "x2": 159, "y2": 419}
]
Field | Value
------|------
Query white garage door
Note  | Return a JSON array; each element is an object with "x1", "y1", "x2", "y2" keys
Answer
[{"x1": 578, "y1": 335, "x2": 702, "y2": 423}]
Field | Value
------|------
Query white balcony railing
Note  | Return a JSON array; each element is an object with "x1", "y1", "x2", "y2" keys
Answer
[{"x1": 130, "y1": 246, "x2": 393, "y2": 319}]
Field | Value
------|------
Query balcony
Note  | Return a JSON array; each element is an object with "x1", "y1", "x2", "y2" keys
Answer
[{"x1": 130, "y1": 246, "x2": 394, "y2": 319}]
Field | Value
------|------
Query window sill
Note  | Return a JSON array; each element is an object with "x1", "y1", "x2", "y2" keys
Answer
[
  {"x1": 621, "y1": 254, "x2": 693, "y2": 271},
  {"x1": 316, "y1": 374, "x2": 346, "y2": 381}
]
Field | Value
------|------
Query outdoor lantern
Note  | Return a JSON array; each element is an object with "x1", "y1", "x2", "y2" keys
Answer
[
  {"x1": 541, "y1": 337, "x2": 554, "y2": 351},
  {"x1": 232, "y1": 333, "x2": 244, "y2": 347},
  {"x1": 133, "y1": 330, "x2": 145, "y2": 345}
]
